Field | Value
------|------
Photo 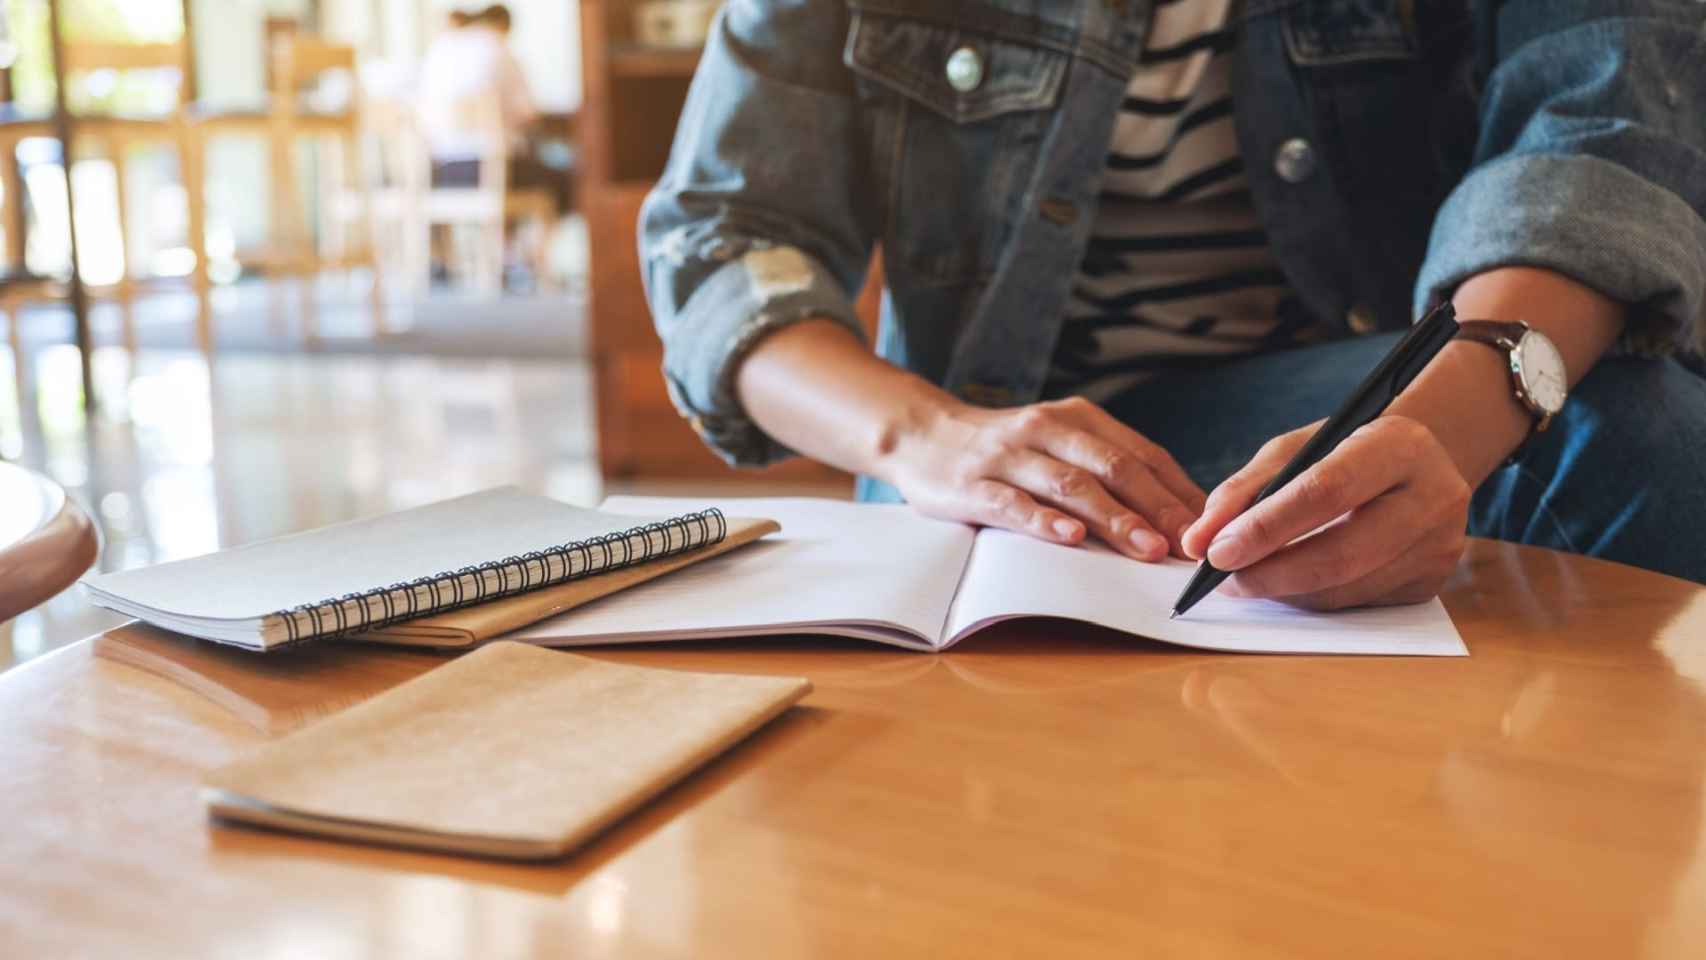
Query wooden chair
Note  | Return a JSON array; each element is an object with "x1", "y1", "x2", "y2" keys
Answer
[
  {"x1": 0, "y1": 106, "x2": 53, "y2": 278},
  {"x1": 267, "y1": 34, "x2": 382, "y2": 339},
  {"x1": 58, "y1": 38, "x2": 213, "y2": 353},
  {"x1": 0, "y1": 107, "x2": 61, "y2": 401},
  {"x1": 370, "y1": 95, "x2": 554, "y2": 295},
  {"x1": 359, "y1": 95, "x2": 429, "y2": 298}
]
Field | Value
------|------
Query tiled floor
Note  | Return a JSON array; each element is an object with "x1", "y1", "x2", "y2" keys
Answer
[
  {"x1": 2, "y1": 342, "x2": 602, "y2": 668},
  {"x1": 1, "y1": 298, "x2": 849, "y2": 670}
]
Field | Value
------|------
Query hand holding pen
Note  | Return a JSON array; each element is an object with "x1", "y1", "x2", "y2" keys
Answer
[{"x1": 1173, "y1": 303, "x2": 1468, "y2": 616}]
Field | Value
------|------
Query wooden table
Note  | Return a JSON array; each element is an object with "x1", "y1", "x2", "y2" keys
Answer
[
  {"x1": 3, "y1": 540, "x2": 1705, "y2": 958},
  {"x1": 0, "y1": 462, "x2": 98, "y2": 624}
]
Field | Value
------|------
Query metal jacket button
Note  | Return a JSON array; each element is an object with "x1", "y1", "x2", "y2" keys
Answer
[
  {"x1": 946, "y1": 47, "x2": 983, "y2": 93},
  {"x1": 1274, "y1": 137, "x2": 1317, "y2": 183}
]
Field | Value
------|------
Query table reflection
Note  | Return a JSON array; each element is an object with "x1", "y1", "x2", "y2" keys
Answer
[{"x1": 1171, "y1": 544, "x2": 1706, "y2": 954}]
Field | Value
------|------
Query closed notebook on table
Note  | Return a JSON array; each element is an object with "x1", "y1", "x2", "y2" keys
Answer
[
  {"x1": 203, "y1": 642, "x2": 811, "y2": 860},
  {"x1": 353, "y1": 514, "x2": 779, "y2": 647},
  {"x1": 80, "y1": 487, "x2": 776, "y2": 651}
]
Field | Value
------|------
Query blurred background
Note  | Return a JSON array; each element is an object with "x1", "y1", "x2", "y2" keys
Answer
[{"x1": 0, "y1": 0, "x2": 853, "y2": 666}]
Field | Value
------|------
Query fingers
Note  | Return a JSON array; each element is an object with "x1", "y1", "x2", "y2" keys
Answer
[
  {"x1": 1226, "y1": 522, "x2": 1465, "y2": 610},
  {"x1": 909, "y1": 397, "x2": 1204, "y2": 562},
  {"x1": 1029, "y1": 432, "x2": 1193, "y2": 558},
  {"x1": 996, "y1": 449, "x2": 1169, "y2": 560},
  {"x1": 1202, "y1": 419, "x2": 1425, "y2": 572},
  {"x1": 1204, "y1": 416, "x2": 1472, "y2": 611},
  {"x1": 962, "y1": 480, "x2": 1087, "y2": 546},
  {"x1": 1050, "y1": 397, "x2": 1209, "y2": 513},
  {"x1": 1011, "y1": 400, "x2": 1199, "y2": 558},
  {"x1": 1221, "y1": 492, "x2": 1465, "y2": 600},
  {"x1": 1182, "y1": 421, "x2": 1317, "y2": 560}
]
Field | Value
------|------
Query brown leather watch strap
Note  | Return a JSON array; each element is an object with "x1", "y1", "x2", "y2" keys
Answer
[
  {"x1": 1453, "y1": 319, "x2": 1552, "y2": 465},
  {"x1": 1454, "y1": 320, "x2": 1529, "y2": 347}
]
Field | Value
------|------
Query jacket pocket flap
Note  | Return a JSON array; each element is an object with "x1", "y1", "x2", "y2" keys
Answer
[
  {"x1": 1283, "y1": 0, "x2": 1419, "y2": 66},
  {"x1": 844, "y1": 10, "x2": 1068, "y2": 124}
]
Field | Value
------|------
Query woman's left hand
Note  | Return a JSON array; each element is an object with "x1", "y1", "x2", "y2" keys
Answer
[{"x1": 1180, "y1": 415, "x2": 1472, "y2": 610}]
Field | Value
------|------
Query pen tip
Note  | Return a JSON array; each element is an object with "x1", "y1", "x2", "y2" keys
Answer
[{"x1": 1169, "y1": 610, "x2": 1179, "y2": 620}]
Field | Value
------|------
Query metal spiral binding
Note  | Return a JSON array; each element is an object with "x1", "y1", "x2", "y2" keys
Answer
[{"x1": 276, "y1": 507, "x2": 728, "y2": 645}]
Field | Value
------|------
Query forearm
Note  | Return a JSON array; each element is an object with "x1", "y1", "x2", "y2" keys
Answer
[
  {"x1": 739, "y1": 318, "x2": 1211, "y2": 559},
  {"x1": 1389, "y1": 266, "x2": 1625, "y2": 486},
  {"x1": 734, "y1": 319, "x2": 960, "y2": 477}
]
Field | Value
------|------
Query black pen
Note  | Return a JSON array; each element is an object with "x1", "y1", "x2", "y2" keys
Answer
[{"x1": 1170, "y1": 302, "x2": 1461, "y2": 618}]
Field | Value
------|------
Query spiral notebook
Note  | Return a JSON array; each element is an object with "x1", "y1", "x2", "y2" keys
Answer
[{"x1": 82, "y1": 488, "x2": 740, "y2": 652}]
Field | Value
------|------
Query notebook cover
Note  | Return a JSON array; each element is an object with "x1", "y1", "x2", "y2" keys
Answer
[
  {"x1": 202, "y1": 642, "x2": 810, "y2": 859},
  {"x1": 352, "y1": 517, "x2": 780, "y2": 648}
]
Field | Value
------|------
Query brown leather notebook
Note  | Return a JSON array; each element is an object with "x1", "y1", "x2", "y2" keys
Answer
[{"x1": 202, "y1": 642, "x2": 810, "y2": 860}]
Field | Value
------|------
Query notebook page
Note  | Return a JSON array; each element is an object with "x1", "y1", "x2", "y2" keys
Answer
[
  {"x1": 83, "y1": 488, "x2": 672, "y2": 621},
  {"x1": 508, "y1": 498, "x2": 975, "y2": 651},
  {"x1": 944, "y1": 529, "x2": 1466, "y2": 656}
]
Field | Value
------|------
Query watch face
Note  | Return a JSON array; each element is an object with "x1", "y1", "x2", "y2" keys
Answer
[{"x1": 1514, "y1": 331, "x2": 1567, "y2": 415}]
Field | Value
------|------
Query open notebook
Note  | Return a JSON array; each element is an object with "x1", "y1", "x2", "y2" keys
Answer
[
  {"x1": 82, "y1": 488, "x2": 748, "y2": 651},
  {"x1": 503, "y1": 497, "x2": 1468, "y2": 657}
]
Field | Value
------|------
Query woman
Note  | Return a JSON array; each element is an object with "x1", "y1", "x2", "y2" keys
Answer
[{"x1": 640, "y1": 0, "x2": 1706, "y2": 605}]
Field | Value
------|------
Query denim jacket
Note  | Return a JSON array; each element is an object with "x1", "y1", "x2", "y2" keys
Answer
[{"x1": 640, "y1": 0, "x2": 1706, "y2": 468}]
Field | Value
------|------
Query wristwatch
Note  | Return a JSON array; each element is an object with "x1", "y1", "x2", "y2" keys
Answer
[{"x1": 1454, "y1": 320, "x2": 1568, "y2": 434}]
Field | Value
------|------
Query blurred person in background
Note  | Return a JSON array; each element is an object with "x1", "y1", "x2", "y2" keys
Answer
[
  {"x1": 417, "y1": 5, "x2": 565, "y2": 285},
  {"x1": 417, "y1": 5, "x2": 536, "y2": 185}
]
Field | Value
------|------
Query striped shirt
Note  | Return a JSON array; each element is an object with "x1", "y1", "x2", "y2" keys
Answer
[{"x1": 1045, "y1": 0, "x2": 1323, "y2": 402}]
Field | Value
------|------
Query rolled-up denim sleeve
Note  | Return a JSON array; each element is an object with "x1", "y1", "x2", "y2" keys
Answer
[
  {"x1": 1416, "y1": 2, "x2": 1706, "y2": 356},
  {"x1": 639, "y1": 0, "x2": 875, "y2": 467}
]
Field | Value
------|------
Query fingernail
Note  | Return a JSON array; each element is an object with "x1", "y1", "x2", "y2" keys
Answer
[
  {"x1": 1175, "y1": 519, "x2": 1196, "y2": 548},
  {"x1": 1052, "y1": 518, "x2": 1082, "y2": 540},
  {"x1": 1130, "y1": 528, "x2": 1166, "y2": 557},
  {"x1": 1207, "y1": 533, "x2": 1245, "y2": 569}
]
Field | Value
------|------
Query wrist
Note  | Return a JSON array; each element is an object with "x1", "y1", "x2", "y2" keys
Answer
[
  {"x1": 1388, "y1": 266, "x2": 1625, "y2": 487},
  {"x1": 868, "y1": 381, "x2": 968, "y2": 484},
  {"x1": 1386, "y1": 340, "x2": 1531, "y2": 487}
]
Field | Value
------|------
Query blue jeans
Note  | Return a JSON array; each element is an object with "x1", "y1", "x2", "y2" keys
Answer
[
  {"x1": 857, "y1": 335, "x2": 1706, "y2": 585},
  {"x1": 1099, "y1": 334, "x2": 1706, "y2": 586}
]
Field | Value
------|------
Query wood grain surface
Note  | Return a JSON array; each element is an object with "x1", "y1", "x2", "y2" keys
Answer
[
  {"x1": 0, "y1": 462, "x2": 98, "y2": 624},
  {"x1": 3, "y1": 538, "x2": 1705, "y2": 959}
]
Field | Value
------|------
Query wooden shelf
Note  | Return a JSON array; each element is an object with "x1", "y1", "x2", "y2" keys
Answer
[
  {"x1": 581, "y1": 0, "x2": 853, "y2": 484},
  {"x1": 609, "y1": 43, "x2": 702, "y2": 78}
]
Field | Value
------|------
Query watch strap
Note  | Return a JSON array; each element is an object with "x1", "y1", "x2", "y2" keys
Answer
[
  {"x1": 1453, "y1": 319, "x2": 1550, "y2": 468},
  {"x1": 1454, "y1": 319, "x2": 1529, "y2": 347}
]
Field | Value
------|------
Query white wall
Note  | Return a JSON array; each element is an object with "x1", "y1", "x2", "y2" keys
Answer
[{"x1": 192, "y1": 0, "x2": 315, "y2": 106}]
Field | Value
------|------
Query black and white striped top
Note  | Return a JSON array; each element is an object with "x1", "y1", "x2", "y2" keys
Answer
[{"x1": 1045, "y1": 0, "x2": 1322, "y2": 402}]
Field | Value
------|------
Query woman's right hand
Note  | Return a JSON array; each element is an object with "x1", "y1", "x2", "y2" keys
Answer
[{"x1": 875, "y1": 395, "x2": 1208, "y2": 561}]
